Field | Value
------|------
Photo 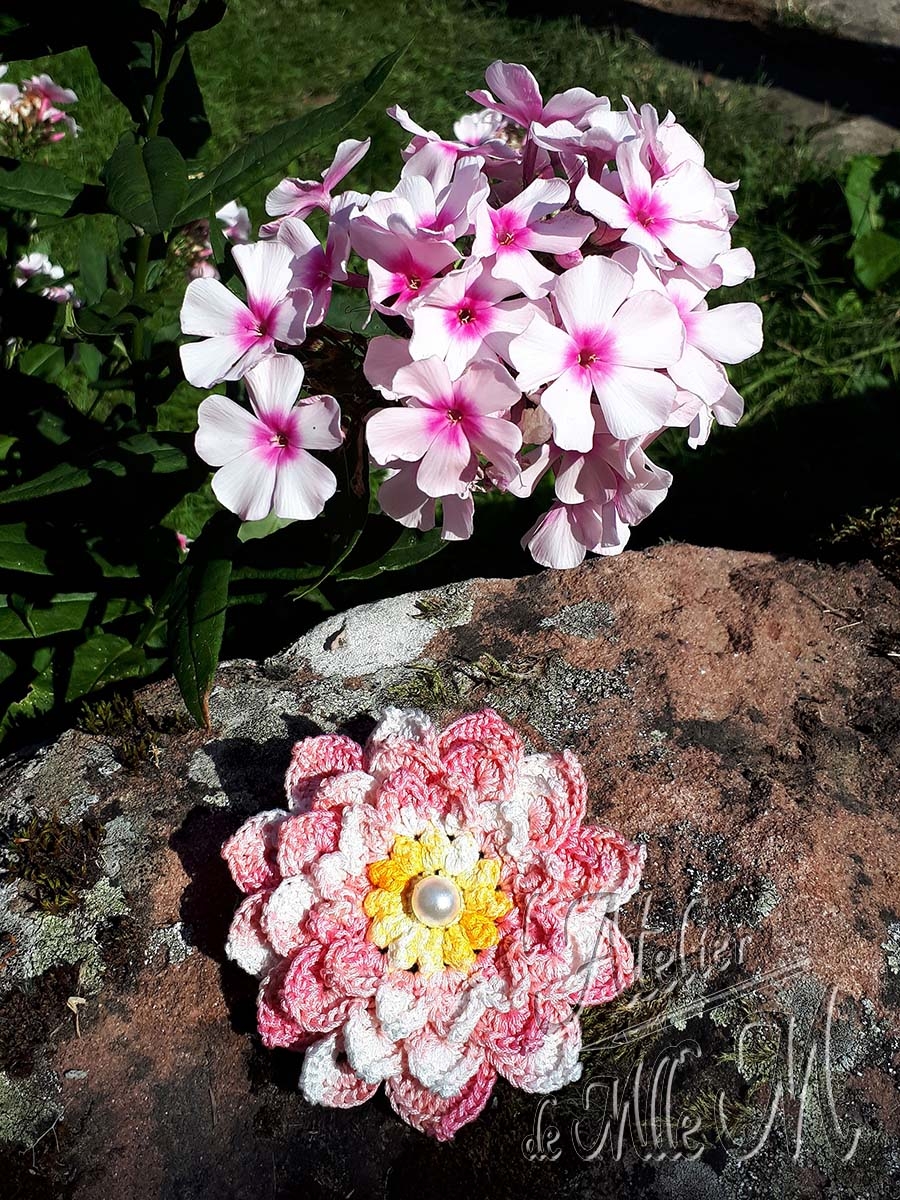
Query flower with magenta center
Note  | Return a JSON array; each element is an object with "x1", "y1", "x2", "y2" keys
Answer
[{"x1": 195, "y1": 354, "x2": 342, "y2": 522}]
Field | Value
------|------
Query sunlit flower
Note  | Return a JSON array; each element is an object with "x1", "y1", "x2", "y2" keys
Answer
[{"x1": 223, "y1": 707, "x2": 644, "y2": 1139}]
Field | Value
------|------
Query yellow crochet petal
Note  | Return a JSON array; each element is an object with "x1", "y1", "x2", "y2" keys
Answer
[
  {"x1": 464, "y1": 885, "x2": 513, "y2": 922},
  {"x1": 370, "y1": 911, "x2": 414, "y2": 947},
  {"x1": 442, "y1": 923, "x2": 476, "y2": 971},
  {"x1": 388, "y1": 925, "x2": 422, "y2": 970},
  {"x1": 418, "y1": 823, "x2": 450, "y2": 873},
  {"x1": 416, "y1": 926, "x2": 445, "y2": 976},
  {"x1": 391, "y1": 835, "x2": 424, "y2": 877},
  {"x1": 367, "y1": 858, "x2": 414, "y2": 894},
  {"x1": 363, "y1": 887, "x2": 403, "y2": 920},
  {"x1": 459, "y1": 911, "x2": 501, "y2": 951},
  {"x1": 457, "y1": 856, "x2": 501, "y2": 892}
]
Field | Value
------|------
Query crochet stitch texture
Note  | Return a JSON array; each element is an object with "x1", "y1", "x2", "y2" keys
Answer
[{"x1": 223, "y1": 706, "x2": 645, "y2": 1139}]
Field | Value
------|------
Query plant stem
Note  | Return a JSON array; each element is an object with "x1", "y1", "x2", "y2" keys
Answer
[{"x1": 131, "y1": 0, "x2": 184, "y2": 418}]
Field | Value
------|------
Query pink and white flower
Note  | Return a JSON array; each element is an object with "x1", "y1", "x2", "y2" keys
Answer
[
  {"x1": 519, "y1": 415, "x2": 672, "y2": 567},
  {"x1": 472, "y1": 177, "x2": 594, "y2": 298},
  {"x1": 195, "y1": 353, "x2": 342, "y2": 521},
  {"x1": 407, "y1": 261, "x2": 541, "y2": 378},
  {"x1": 180, "y1": 241, "x2": 312, "y2": 388},
  {"x1": 366, "y1": 356, "x2": 522, "y2": 497},
  {"x1": 216, "y1": 200, "x2": 252, "y2": 244},
  {"x1": 222, "y1": 707, "x2": 644, "y2": 1139},
  {"x1": 265, "y1": 138, "x2": 370, "y2": 226},
  {"x1": 377, "y1": 463, "x2": 476, "y2": 542},
  {"x1": 468, "y1": 60, "x2": 604, "y2": 131},
  {"x1": 350, "y1": 221, "x2": 459, "y2": 317},
  {"x1": 576, "y1": 139, "x2": 730, "y2": 269},
  {"x1": 509, "y1": 256, "x2": 684, "y2": 450}
]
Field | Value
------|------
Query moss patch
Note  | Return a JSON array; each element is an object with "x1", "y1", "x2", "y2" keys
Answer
[{"x1": 1, "y1": 816, "x2": 104, "y2": 915}]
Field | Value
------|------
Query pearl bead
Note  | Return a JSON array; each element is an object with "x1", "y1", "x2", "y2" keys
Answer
[{"x1": 411, "y1": 875, "x2": 462, "y2": 928}]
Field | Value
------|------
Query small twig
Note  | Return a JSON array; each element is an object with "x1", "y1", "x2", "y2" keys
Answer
[
  {"x1": 800, "y1": 290, "x2": 829, "y2": 319},
  {"x1": 66, "y1": 996, "x2": 86, "y2": 1038},
  {"x1": 26, "y1": 1103, "x2": 69, "y2": 1166}
]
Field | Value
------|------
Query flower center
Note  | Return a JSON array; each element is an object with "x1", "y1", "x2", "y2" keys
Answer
[
  {"x1": 411, "y1": 875, "x2": 462, "y2": 927},
  {"x1": 499, "y1": 231, "x2": 516, "y2": 246},
  {"x1": 408, "y1": 274, "x2": 421, "y2": 291},
  {"x1": 445, "y1": 408, "x2": 463, "y2": 423},
  {"x1": 363, "y1": 824, "x2": 514, "y2": 976},
  {"x1": 578, "y1": 348, "x2": 598, "y2": 367},
  {"x1": 457, "y1": 306, "x2": 474, "y2": 324}
]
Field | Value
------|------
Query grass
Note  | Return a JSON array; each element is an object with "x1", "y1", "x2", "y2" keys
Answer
[{"x1": 5, "y1": 0, "x2": 899, "y2": 567}]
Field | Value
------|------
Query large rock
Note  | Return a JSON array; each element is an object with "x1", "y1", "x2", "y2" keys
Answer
[{"x1": 1, "y1": 545, "x2": 898, "y2": 1199}]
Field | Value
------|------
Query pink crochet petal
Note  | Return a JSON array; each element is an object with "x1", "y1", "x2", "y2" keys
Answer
[
  {"x1": 321, "y1": 937, "x2": 386, "y2": 999},
  {"x1": 306, "y1": 896, "x2": 369, "y2": 944},
  {"x1": 439, "y1": 707, "x2": 524, "y2": 807},
  {"x1": 222, "y1": 809, "x2": 287, "y2": 893},
  {"x1": 520, "y1": 750, "x2": 588, "y2": 853},
  {"x1": 553, "y1": 826, "x2": 646, "y2": 908},
  {"x1": 282, "y1": 942, "x2": 355, "y2": 1034},
  {"x1": 300, "y1": 1031, "x2": 379, "y2": 1108},
  {"x1": 576, "y1": 914, "x2": 636, "y2": 1007},
  {"x1": 285, "y1": 733, "x2": 365, "y2": 811},
  {"x1": 258, "y1": 960, "x2": 316, "y2": 1050},
  {"x1": 277, "y1": 808, "x2": 341, "y2": 877},
  {"x1": 364, "y1": 707, "x2": 442, "y2": 781},
  {"x1": 492, "y1": 999, "x2": 582, "y2": 1093},
  {"x1": 225, "y1": 891, "x2": 277, "y2": 978},
  {"x1": 386, "y1": 1060, "x2": 497, "y2": 1141}
]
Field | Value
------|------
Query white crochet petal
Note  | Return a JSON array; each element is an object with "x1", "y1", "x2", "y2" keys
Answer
[
  {"x1": 310, "y1": 850, "x2": 352, "y2": 898},
  {"x1": 407, "y1": 1030, "x2": 484, "y2": 1099},
  {"x1": 261, "y1": 875, "x2": 316, "y2": 957},
  {"x1": 375, "y1": 979, "x2": 431, "y2": 1041},
  {"x1": 225, "y1": 892, "x2": 277, "y2": 978},
  {"x1": 299, "y1": 1032, "x2": 377, "y2": 1108},
  {"x1": 443, "y1": 830, "x2": 480, "y2": 876},
  {"x1": 343, "y1": 1005, "x2": 403, "y2": 1084},
  {"x1": 517, "y1": 1012, "x2": 583, "y2": 1094},
  {"x1": 370, "y1": 705, "x2": 435, "y2": 746}
]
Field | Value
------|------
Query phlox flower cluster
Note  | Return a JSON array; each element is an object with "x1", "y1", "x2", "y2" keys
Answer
[
  {"x1": 181, "y1": 61, "x2": 763, "y2": 565},
  {"x1": 174, "y1": 202, "x2": 252, "y2": 282},
  {"x1": 15, "y1": 252, "x2": 77, "y2": 305},
  {"x1": 223, "y1": 706, "x2": 645, "y2": 1138},
  {"x1": 0, "y1": 65, "x2": 78, "y2": 152}
]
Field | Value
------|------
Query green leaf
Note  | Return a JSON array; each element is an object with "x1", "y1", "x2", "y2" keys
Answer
[
  {"x1": 17, "y1": 343, "x2": 66, "y2": 382},
  {"x1": 851, "y1": 229, "x2": 900, "y2": 290},
  {"x1": 845, "y1": 154, "x2": 882, "y2": 239},
  {"x1": 325, "y1": 286, "x2": 390, "y2": 337},
  {"x1": 167, "y1": 511, "x2": 235, "y2": 727},
  {"x1": 0, "y1": 524, "x2": 52, "y2": 574},
  {"x1": 337, "y1": 525, "x2": 446, "y2": 581},
  {"x1": 177, "y1": 0, "x2": 228, "y2": 39},
  {"x1": 237, "y1": 512, "x2": 295, "y2": 542},
  {"x1": 0, "y1": 162, "x2": 82, "y2": 216},
  {"x1": 78, "y1": 225, "x2": 108, "y2": 306},
  {"x1": 102, "y1": 137, "x2": 188, "y2": 234},
  {"x1": 65, "y1": 633, "x2": 149, "y2": 703},
  {"x1": 0, "y1": 646, "x2": 55, "y2": 741},
  {"x1": 175, "y1": 44, "x2": 407, "y2": 223},
  {"x1": 0, "y1": 461, "x2": 96, "y2": 506},
  {"x1": 0, "y1": 593, "x2": 146, "y2": 640}
]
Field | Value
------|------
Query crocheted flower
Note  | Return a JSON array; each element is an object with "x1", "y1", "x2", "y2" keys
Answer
[{"x1": 222, "y1": 707, "x2": 645, "y2": 1139}]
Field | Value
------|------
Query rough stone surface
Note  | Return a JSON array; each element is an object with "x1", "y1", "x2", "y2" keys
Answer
[{"x1": 0, "y1": 544, "x2": 898, "y2": 1199}]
